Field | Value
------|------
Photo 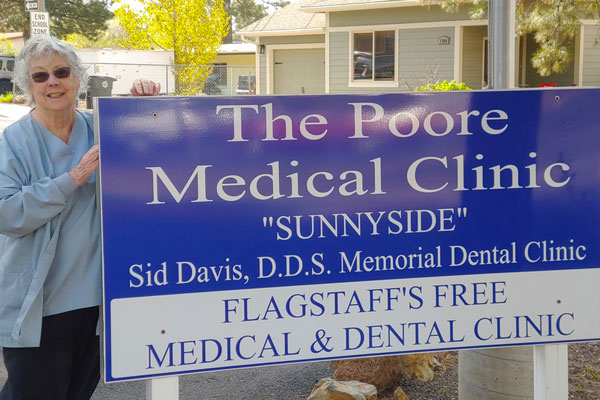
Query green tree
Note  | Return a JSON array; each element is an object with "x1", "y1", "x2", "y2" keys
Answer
[
  {"x1": 262, "y1": 0, "x2": 290, "y2": 9},
  {"x1": 114, "y1": 0, "x2": 229, "y2": 95},
  {"x1": 225, "y1": 0, "x2": 290, "y2": 34},
  {"x1": 0, "y1": 0, "x2": 113, "y2": 40},
  {"x1": 227, "y1": 0, "x2": 268, "y2": 32},
  {"x1": 63, "y1": 19, "x2": 128, "y2": 49},
  {"x1": 430, "y1": 0, "x2": 600, "y2": 76}
]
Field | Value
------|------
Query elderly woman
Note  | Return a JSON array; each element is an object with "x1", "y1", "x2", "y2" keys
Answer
[{"x1": 0, "y1": 36, "x2": 159, "y2": 400}]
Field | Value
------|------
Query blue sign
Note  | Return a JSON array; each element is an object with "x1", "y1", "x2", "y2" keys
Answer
[{"x1": 98, "y1": 89, "x2": 600, "y2": 382}]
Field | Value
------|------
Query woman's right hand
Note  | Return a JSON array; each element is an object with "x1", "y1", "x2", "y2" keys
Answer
[
  {"x1": 130, "y1": 79, "x2": 161, "y2": 96},
  {"x1": 69, "y1": 145, "x2": 99, "y2": 186}
]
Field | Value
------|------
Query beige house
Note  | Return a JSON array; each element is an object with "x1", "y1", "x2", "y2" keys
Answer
[
  {"x1": 212, "y1": 42, "x2": 257, "y2": 95},
  {"x1": 0, "y1": 32, "x2": 26, "y2": 52},
  {"x1": 239, "y1": 0, "x2": 600, "y2": 95},
  {"x1": 77, "y1": 43, "x2": 256, "y2": 95}
]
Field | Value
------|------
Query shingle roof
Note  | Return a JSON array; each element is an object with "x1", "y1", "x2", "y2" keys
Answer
[
  {"x1": 238, "y1": 0, "x2": 326, "y2": 36},
  {"x1": 238, "y1": 0, "x2": 427, "y2": 35},
  {"x1": 302, "y1": 0, "x2": 423, "y2": 12}
]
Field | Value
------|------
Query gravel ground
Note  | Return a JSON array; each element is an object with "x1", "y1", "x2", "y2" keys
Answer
[
  {"x1": 387, "y1": 352, "x2": 458, "y2": 400},
  {"x1": 4, "y1": 343, "x2": 600, "y2": 399},
  {"x1": 1, "y1": 355, "x2": 332, "y2": 400},
  {"x1": 91, "y1": 362, "x2": 332, "y2": 400},
  {"x1": 390, "y1": 342, "x2": 600, "y2": 400}
]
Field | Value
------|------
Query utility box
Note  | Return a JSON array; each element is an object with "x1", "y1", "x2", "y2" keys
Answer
[{"x1": 87, "y1": 75, "x2": 117, "y2": 109}]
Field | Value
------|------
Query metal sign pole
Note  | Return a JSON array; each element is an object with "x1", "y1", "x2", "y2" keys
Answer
[
  {"x1": 462, "y1": 1, "x2": 523, "y2": 398},
  {"x1": 459, "y1": 1, "x2": 569, "y2": 399},
  {"x1": 487, "y1": 0, "x2": 516, "y2": 89}
]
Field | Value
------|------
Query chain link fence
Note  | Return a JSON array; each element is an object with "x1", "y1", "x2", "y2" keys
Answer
[
  {"x1": 171, "y1": 64, "x2": 256, "y2": 96},
  {"x1": 11, "y1": 63, "x2": 256, "y2": 108}
]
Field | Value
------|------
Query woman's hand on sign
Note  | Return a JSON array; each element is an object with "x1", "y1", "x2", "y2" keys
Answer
[
  {"x1": 130, "y1": 79, "x2": 161, "y2": 96},
  {"x1": 69, "y1": 145, "x2": 99, "y2": 186}
]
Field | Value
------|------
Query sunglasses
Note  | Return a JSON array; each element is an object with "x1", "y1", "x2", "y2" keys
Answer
[{"x1": 31, "y1": 67, "x2": 71, "y2": 83}]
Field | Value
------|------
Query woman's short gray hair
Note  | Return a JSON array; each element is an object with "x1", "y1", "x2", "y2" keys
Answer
[{"x1": 14, "y1": 35, "x2": 87, "y2": 106}]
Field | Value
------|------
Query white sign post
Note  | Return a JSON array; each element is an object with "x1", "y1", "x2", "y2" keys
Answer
[
  {"x1": 146, "y1": 376, "x2": 178, "y2": 400},
  {"x1": 30, "y1": 11, "x2": 50, "y2": 36},
  {"x1": 534, "y1": 344, "x2": 569, "y2": 400}
]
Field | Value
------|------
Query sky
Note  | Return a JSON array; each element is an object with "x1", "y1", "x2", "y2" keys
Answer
[
  {"x1": 110, "y1": 0, "x2": 300, "y2": 12},
  {"x1": 109, "y1": 0, "x2": 142, "y2": 12}
]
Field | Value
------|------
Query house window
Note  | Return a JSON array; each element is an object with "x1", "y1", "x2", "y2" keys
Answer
[{"x1": 353, "y1": 30, "x2": 395, "y2": 82}]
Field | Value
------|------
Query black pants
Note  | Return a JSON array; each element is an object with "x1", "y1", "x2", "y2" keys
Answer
[{"x1": 0, "y1": 306, "x2": 100, "y2": 400}]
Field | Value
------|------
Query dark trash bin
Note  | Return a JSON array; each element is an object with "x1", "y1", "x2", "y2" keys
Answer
[{"x1": 86, "y1": 75, "x2": 117, "y2": 109}]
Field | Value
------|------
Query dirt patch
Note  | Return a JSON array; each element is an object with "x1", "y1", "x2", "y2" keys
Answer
[
  {"x1": 379, "y1": 342, "x2": 600, "y2": 400},
  {"x1": 568, "y1": 342, "x2": 600, "y2": 399},
  {"x1": 385, "y1": 352, "x2": 458, "y2": 400}
]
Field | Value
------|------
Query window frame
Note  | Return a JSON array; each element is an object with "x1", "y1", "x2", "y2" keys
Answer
[
  {"x1": 482, "y1": 37, "x2": 488, "y2": 89},
  {"x1": 349, "y1": 29, "x2": 399, "y2": 88}
]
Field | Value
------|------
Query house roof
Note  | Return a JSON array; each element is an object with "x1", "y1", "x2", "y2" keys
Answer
[
  {"x1": 301, "y1": 0, "x2": 423, "y2": 12},
  {"x1": 219, "y1": 43, "x2": 256, "y2": 54},
  {"x1": 238, "y1": 0, "x2": 430, "y2": 36},
  {"x1": 0, "y1": 32, "x2": 25, "y2": 40},
  {"x1": 238, "y1": 0, "x2": 326, "y2": 37}
]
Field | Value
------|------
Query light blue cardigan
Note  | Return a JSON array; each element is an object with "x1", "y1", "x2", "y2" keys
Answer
[{"x1": 0, "y1": 110, "x2": 94, "y2": 347}]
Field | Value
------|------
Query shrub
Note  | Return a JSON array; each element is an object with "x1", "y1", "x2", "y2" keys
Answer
[
  {"x1": 415, "y1": 80, "x2": 471, "y2": 91},
  {"x1": 0, "y1": 92, "x2": 13, "y2": 103}
]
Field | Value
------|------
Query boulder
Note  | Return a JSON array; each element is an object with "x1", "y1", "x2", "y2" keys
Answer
[
  {"x1": 332, "y1": 356, "x2": 408, "y2": 392},
  {"x1": 307, "y1": 378, "x2": 377, "y2": 400},
  {"x1": 332, "y1": 353, "x2": 449, "y2": 391}
]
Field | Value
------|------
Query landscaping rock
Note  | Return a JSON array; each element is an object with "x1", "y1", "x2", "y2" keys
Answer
[
  {"x1": 332, "y1": 356, "x2": 408, "y2": 392},
  {"x1": 332, "y1": 353, "x2": 449, "y2": 392},
  {"x1": 393, "y1": 386, "x2": 409, "y2": 400},
  {"x1": 307, "y1": 378, "x2": 377, "y2": 400}
]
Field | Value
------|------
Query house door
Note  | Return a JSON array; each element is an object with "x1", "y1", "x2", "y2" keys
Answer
[{"x1": 273, "y1": 48, "x2": 325, "y2": 94}]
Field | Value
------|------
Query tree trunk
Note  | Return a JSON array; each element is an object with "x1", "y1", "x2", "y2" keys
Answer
[{"x1": 224, "y1": 0, "x2": 232, "y2": 43}]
